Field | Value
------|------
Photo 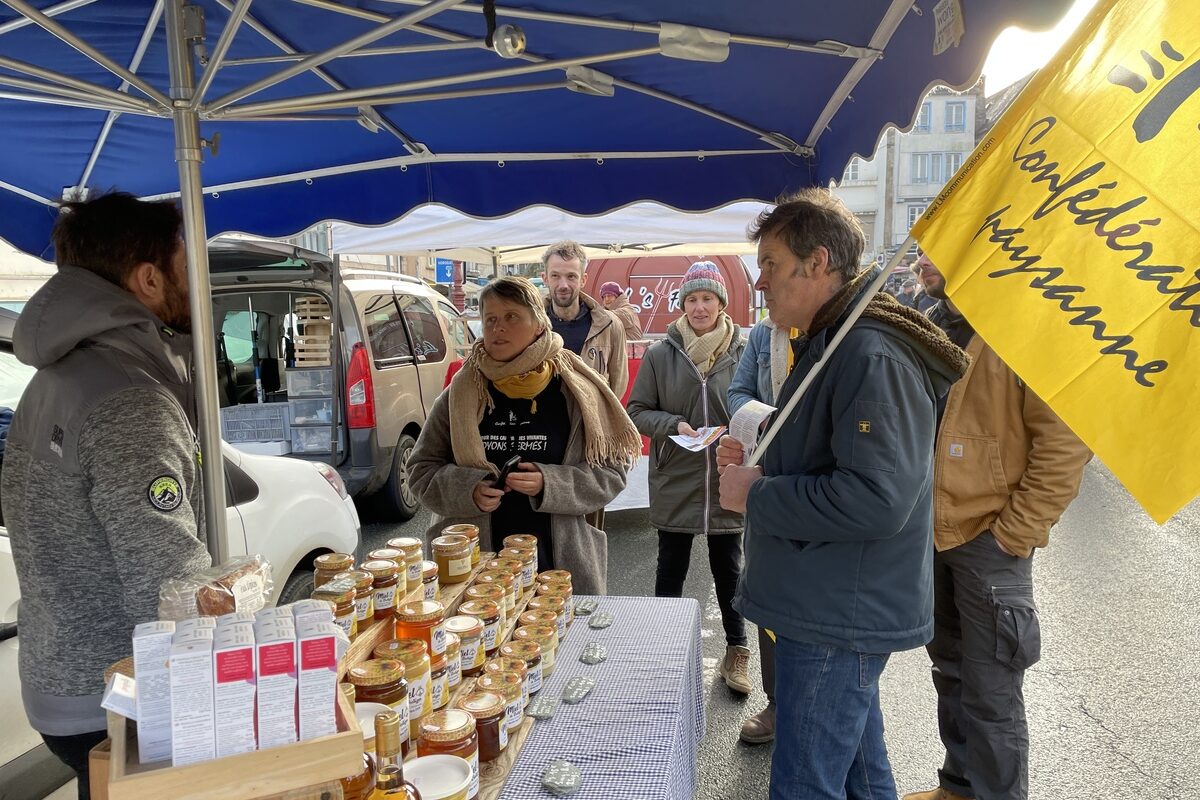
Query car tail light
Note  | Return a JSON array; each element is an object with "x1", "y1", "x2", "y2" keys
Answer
[
  {"x1": 346, "y1": 342, "x2": 375, "y2": 429},
  {"x1": 313, "y1": 462, "x2": 348, "y2": 499}
]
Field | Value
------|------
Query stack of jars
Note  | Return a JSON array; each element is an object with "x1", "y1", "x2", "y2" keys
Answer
[{"x1": 310, "y1": 549, "x2": 415, "y2": 641}]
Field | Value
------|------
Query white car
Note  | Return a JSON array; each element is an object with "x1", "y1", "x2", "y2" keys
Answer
[{"x1": 0, "y1": 308, "x2": 361, "y2": 796}]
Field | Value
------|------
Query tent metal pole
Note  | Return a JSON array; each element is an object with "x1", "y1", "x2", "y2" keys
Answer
[
  {"x1": 0, "y1": 85, "x2": 159, "y2": 114},
  {"x1": 225, "y1": 40, "x2": 480, "y2": 66},
  {"x1": 191, "y1": 0, "x2": 254, "y2": 107},
  {"x1": 0, "y1": 56, "x2": 162, "y2": 112},
  {"x1": 216, "y1": 81, "x2": 565, "y2": 117},
  {"x1": 0, "y1": 0, "x2": 172, "y2": 108},
  {"x1": 165, "y1": 0, "x2": 229, "y2": 563},
  {"x1": 205, "y1": 0, "x2": 464, "y2": 112},
  {"x1": 0, "y1": 0, "x2": 98, "y2": 37}
]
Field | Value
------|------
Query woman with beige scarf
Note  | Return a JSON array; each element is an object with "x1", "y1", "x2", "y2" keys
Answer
[
  {"x1": 626, "y1": 261, "x2": 751, "y2": 694},
  {"x1": 407, "y1": 276, "x2": 640, "y2": 595}
]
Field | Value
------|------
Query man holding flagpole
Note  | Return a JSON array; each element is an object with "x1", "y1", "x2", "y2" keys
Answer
[{"x1": 717, "y1": 189, "x2": 968, "y2": 799}]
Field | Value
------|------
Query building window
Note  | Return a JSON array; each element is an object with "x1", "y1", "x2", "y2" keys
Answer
[
  {"x1": 915, "y1": 102, "x2": 931, "y2": 133},
  {"x1": 842, "y1": 157, "x2": 862, "y2": 182},
  {"x1": 946, "y1": 152, "x2": 963, "y2": 176},
  {"x1": 946, "y1": 101, "x2": 966, "y2": 132},
  {"x1": 908, "y1": 205, "x2": 928, "y2": 228},
  {"x1": 911, "y1": 153, "x2": 930, "y2": 183}
]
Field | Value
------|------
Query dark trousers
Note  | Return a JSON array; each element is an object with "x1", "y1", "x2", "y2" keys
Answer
[
  {"x1": 655, "y1": 530, "x2": 747, "y2": 647},
  {"x1": 929, "y1": 531, "x2": 1041, "y2": 800},
  {"x1": 42, "y1": 729, "x2": 107, "y2": 800},
  {"x1": 759, "y1": 626, "x2": 776, "y2": 701}
]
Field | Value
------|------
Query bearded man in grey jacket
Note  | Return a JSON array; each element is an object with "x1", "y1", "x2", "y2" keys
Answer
[{"x1": 2, "y1": 193, "x2": 210, "y2": 796}]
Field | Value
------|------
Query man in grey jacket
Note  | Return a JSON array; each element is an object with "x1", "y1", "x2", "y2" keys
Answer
[{"x1": 2, "y1": 193, "x2": 211, "y2": 796}]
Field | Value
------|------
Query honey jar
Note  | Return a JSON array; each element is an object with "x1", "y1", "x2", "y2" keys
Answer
[
  {"x1": 313, "y1": 552, "x2": 354, "y2": 589},
  {"x1": 476, "y1": 671, "x2": 523, "y2": 735},
  {"x1": 395, "y1": 600, "x2": 447, "y2": 658},
  {"x1": 463, "y1": 584, "x2": 507, "y2": 630},
  {"x1": 472, "y1": 570, "x2": 517, "y2": 617},
  {"x1": 418, "y1": 709, "x2": 480, "y2": 800},
  {"x1": 513, "y1": 624, "x2": 559, "y2": 676},
  {"x1": 445, "y1": 615, "x2": 486, "y2": 678},
  {"x1": 432, "y1": 534, "x2": 473, "y2": 585},
  {"x1": 456, "y1": 600, "x2": 502, "y2": 658},
  {"x1": 311, "y1": 576, "x2": 357, "y2": 639},
  {"x1": 502, "y1": 535, "x2": 539, "y2": 573},
  {"x1": 442, "y1": 523, "x2": 481, "y2": 566},
  {"x1": 363, "y1": 559, "x2": 403, "y2": 622},
  {"x1": 374, "y1": 639, "x2": 432, "y2": 742},
  {"x1": 526, "y1": 595, "x2": 567, "y2": 641},
  {"x1": 347, "y1": 658, "x2": 410, "y2": 757},
  {"x1": 497, "y1": 547, "x2": 535, "y2": 592},
  {"x1": 335, "y1": 569, "x2": 375, "y2": 630},
  {"x1": 422, "y1": 560, "x2": 440, "y2": 601},
  {"x1": 483, "y1": 657, "x2": 529, "y2": 709},
  {"x1": 387, "y1": 537, "x2": 426, "y2": 587},
  {"x1": 445, "y1": 633, "x2": 462, "y2": 690},
  {"x1": 500, "y1": 640, "x2": 543, "y2": 697},
  {"x1": 456, "y1": 691, "x2": 507, "y2": 761}
]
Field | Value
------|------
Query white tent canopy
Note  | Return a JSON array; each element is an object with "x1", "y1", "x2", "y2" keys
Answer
[
  {"x1": 327, "y1": 201, "x2": 769, "y2": 264},
  {"x1": 0, "y1": 241, "x2": 56, "y2": 303}
]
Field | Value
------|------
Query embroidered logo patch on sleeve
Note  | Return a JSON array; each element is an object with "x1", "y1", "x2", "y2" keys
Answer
[
  {"x1": 148, "y1": 475, "x2": 183, "y2": 512},
  {"x1": 858, "y1": 420, "x2": 871, "y2": 433}
]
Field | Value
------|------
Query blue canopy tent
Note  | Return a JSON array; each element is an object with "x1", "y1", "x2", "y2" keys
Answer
[{"x1": 0, "y1": 0, "x2": 1072, "y2": 556}]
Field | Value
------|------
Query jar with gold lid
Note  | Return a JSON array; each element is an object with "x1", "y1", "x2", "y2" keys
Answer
[
  {"x1": 518, "y1": 609, "x2": 557, "y2": 633},
  {"x1": 526, "y1": 595, "x2": 567, "y2": 641},
  {"x1": 484, "y1": 557, "x2": 523, "y2": 583},
  {"x1": 484, "y1": 657, "x2": 529, "y2": 708},
  {"x1": 476, "y1": 671, "x2": 524, "y2": 735},
  {"x1": 374, "y1": 639, "x2": 432, "y2": 741},
  {"x1": 395, "y1": 599, "x2": 447, "y2": 658},
  {"x1": 313, "y1": 552, "x2": 354, "y2": 589},
  {"x1": 535, "y1": 580, "x2": 574, "y2": 625},
  {"x1": 346, "y1": 658, "x2": 410, "y2": 757},
  {"x1": 367, "y1": 546, "x2": 405, "y2": 568},
  {"x1": 419, "y1": 709, "x2": 480, "y2": 800},
  {"x1": 421, "y1": 560, "x2": 439, "y2": 601},
  {"x1": 502, "y1": 535, "x2": 539, "y2": 573},
  {"x1": 431, "y1": 534, "x2": 473, "y2": 585},
  {"x1": 497, "y1": 547, "x2": 535, "y2": 592},
  {"x1": 535, "y1": 569, "x2": 572, "y2": 589},
  {"x1": 456, "y1": 600, "x2": 502, "y2": 658},
  {"x1": 500, "y1": 639, "x2": 543, "y2": 697},
  {"x1": 338, "y1": 684, "x2": 375, "y2": 799},
  {"x1": 472, "y1": 570, "x2": 517, "y2": 617},
  {"x1": 445, "y1": 615, "x2": 485, "y2": 677},
  {"x1": 456, "y1": 690, "x2": 508, "y2": 761},
  {"x1": 362, "y1": 559, "x2": 403, "y2": 622},
  {"x1": 387, "y1": 536, "x2": 426, "y2": 587},
  {"x1": 513, "y1": 623, "x2": 559, "y2": 676},
  {"x1": 335, "y1": 569, "x2": 375, "y2": 630},
  {"x1": 442, "y1": 523, "x2": 481, "y2": 566},
  {"x1": 311, "y1": 576, "x2": 357, "y2": 639},
  {"x1": 463, "y1": 584, "x2": 507, "y2": 630}
]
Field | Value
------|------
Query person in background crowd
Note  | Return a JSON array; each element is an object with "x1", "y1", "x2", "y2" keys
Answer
[
  {"x1": 541, "y1": 241, "x2": 628, "y2": 397},
  {"x1": 1, "y1": 193, "x2": 211, "y2": 798},
  {"x1": 903, "y1": 253, "x2": 1091, "y2": 800},
  {"x1": 717, "y1": 189, "x2": 968, "y2": 799},
  {"x1": 408, "y1": 276, "x2": 640, "y2": 595},
  {"x1": 627, "y1": 261, "x2": 752, "y2": 695},
  {"x1": 911, "y1": 258, "x2": 939, "y2": 314},
  {"x1": 726, "y1": 313, "x2": 800, "y2": 744},
  {"x1": 897, "y1": 280, "x2": 919, "y2": 309},
  {"x1": 598, "y1": 280, "x2": 644, "y2": 341}
]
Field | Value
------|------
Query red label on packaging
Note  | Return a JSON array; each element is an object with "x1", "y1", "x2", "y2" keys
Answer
[
  {"x1": 216, "y1": 648, "x2": 255, "y2": 683},
  {"x1": 300, "y1": 637, "x2": 337, "y2": 670},
  {"x1": 258, "y1": 642, "x2": 296, "y2": 677}
]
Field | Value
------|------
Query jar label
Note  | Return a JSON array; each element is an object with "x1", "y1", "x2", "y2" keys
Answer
[
  {"x1": 423, "y1": 580, "x2": 438, "y2": 601},
  {"x1": 431, "y1": 624, "x2": 447, "y2": 656},
  {"x1": 542, "y1": 644, "x2": 556, "y2": 671},
  {"x1": 407, "y1": 563, "x2": 422, "y2": 585},
  {"x1": 374, "y1": 585, "x2": 397, "y2": 611},
  {"x1": 394, "y1": 695, "x2": 410, "y2": 743},
  {"x1": 555, "y1": 613, "x2": 567, "y2": 641},
  {"x1": 527, "y1": 661, "x2": 543, "y2": 695},
  {"x1": 505, "y1": 697, "x2": 523, "y2": 732},
  {"x1": 354, "y1": 594, "x2": 373, "y2": 622},
  {"x1": 231, "y1": 574, "x2": 266, "y2": 612},
  {"x1": 468, "y1": 749, "x2": 480, "y2": 799},
  {"x1": 499, "y1": 717, "x2": 509, "y2": 750},
  {"x1": 521, "y1": 565, "x2": 535, "y2": 589},
  {"x1": 482, "y1": 620, "x2": 500, "y2": 652},
  {"x1": 430, "y1": 671, "x2": 448, "y2": 710},
  {"x1": 447, "y1": 654, "x2": 462, "y2": 688},
  {"x1": 461, "y1": 638, "x2": 482, "y2": 669},
  {"x1": 448, "y1": 555, "x2": 471, "y2": 577},
  {"x1": 334, "y1": 610, "x2": 354, "y2": 638},
  {"x1": 407, "y1": 671, "x2": 429, "y2": 721}
]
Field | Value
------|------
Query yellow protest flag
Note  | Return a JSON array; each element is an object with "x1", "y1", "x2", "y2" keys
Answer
[{"x1": 910, "y1": 0, "x2": 1200, "y2": 524}]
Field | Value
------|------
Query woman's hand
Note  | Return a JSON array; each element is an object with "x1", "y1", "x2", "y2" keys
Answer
[
  {"x1": 473, "y1": 481, "x2": 506, "y2": 512},
  {"x1": 677, "y1": 420, "x2": 699, "y2": 437},
  {"x1": 715, "y1": 435, "x2": 745, "y2": 474},
  {"x1": 505, "y1": 463, "x2": 545, "y2": 497}
]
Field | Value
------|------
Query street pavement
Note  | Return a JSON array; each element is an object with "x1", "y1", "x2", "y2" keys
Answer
[{"x1": 360, "y1": 460, "x2": 1200, "y2": 800}]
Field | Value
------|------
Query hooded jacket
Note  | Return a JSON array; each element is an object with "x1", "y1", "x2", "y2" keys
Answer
[
  {"x1": 2, "y1": 267, "x2": 210, "y2": 735},
  {"x1": 547, "y1": 293, "x2": 628, "y2": 397},
  {"x1": 626, "y1": 320, "x2": 745, "y2": 535},
  {"x1": 735, "y1": 269, "x2": 969, "y2": 654},
  {"x1": 605, "y1": 294, "x2": 644, "y2": 341}
]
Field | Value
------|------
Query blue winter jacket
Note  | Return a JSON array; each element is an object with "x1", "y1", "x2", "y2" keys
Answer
[{"x1": 734, "y1": 270, "x2": 967, "y2": 654}]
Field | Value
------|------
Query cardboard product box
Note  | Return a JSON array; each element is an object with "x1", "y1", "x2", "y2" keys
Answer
[
  {"x1": 169, "y1": 638, "x2": 215, "y2": 767},
  {"x1": 213, "y1": 627, "x2": 258, "y2": 758},
  {"x1": 256, "y1": 620, "x2": 299, "y2": 750},
  {"x1": 132, "y1": 620, "x2": 176, "y2": 764},
  {"x1": 290, "y1": 599, "x2": 335, "y2": 630},
  {"x1": 216, "y1": 610, "x2": 257, "y2": 630},
  {"x1": 173, "y1": 617, "x2": 216, "y2": 643},
  {"x1": 296, "y1": 620, "x2": 349, "y2": 742},
  {"x1": 254, "y1": 606, "x2": 293, "y2": 627}
]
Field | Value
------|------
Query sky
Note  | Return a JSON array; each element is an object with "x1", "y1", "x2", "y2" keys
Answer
[{"x1": 980, "y1": 0, "x2": 1102, "y2": 92}]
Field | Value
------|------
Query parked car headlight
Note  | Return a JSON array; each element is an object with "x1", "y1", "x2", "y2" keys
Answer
[{"x1": 313, "y1": 462, "x2": 349, "y2": 499}]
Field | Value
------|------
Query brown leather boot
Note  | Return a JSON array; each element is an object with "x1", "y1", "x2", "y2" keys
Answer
[
  {"x1": 902, "y1": 789, "x2": 971, "y2": 800},
  {"x1": 739, "y1": 703, "x2": 776, "y2": 744},
  {"x1": 719, "y1": 645, "x2": 753, "y2": 694}
]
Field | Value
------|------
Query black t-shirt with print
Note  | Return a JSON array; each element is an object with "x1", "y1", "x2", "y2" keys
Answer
[{"x1": 481, "y1": 376, "x2": 569, "y2": 570}]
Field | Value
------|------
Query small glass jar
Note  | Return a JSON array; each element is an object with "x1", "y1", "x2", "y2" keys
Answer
[
  {"x1": 518, "y1": 609, "x2": 557, "y2": 633},
  {"x1": 395, "y1": 599, "x2": 447, "y2": 658},
  {"x1": 338, "y1": 684, "x2": 376, "y2": 797},
  {"x1": 457, "y1": 600, "x2": 502, "y2": 658},
  {"x1": 500, "y1": 640, "x2": 543, "y2": 698},
  {"x1": 477, "y1": 671, "x2": 524, "y2": 735},
  {"x1": 336, "y1": 569, "x2": 375, "y2": 630},
  {"x1": 311, "y1": 576, "x2": 357, "y2": 639},
  {"x1": 387, "y1": 536, "x2": 426, "y2": 587},
  {"x1": 456, "y1": 691, "x2": 508, "y2": 761},
  {"x1": 513, "y1": 624, "x2": 559, "y2": 676},
  {"x1": 535, "y1": 569, "x2": 573, "y2": 589},
  {"x1": 432, "y1": 534, "x2": 473, "y2": 585},
  {"x1": 445, "y1": 633, "x2": 462, "y2": 690},
  {"x1": 445, "y1": 615, "x2": 486, "y2": 677},
  {"x1": 473, "y1": 570, "x2": 518, "y2": 617},
  {"x1": 362, "y1": 559, "x2": 403, "y2": 622},
  {"x1": 502, "y1": 535, "x2": 539, "y2": 574},
  {"x1": 429, "y1": 653, "x2": 449, "y2": 711},
  {"x1": 367, "y1": 547, "x2": 406, "y2": 570},
  {"x1": 484, "y1": 657, "x2": 529, "y2": 709},
  {"x1": 535, "y1": 581, "x2": 574, "y2": 626},
  {"x1": 418, "y1": 709, "x2": 480, "y2": 800},
  {"x1": 421, "y1": 560, "x2": 439, "y2": 601},
  {"x1": 313, "y1": 552, "x2": 354, "y2": 589},
  {"x1": 347, "y1": 658, "x2": 410, "y2": 757},
  {"x1": 526, "y1": 595, "x2": 568, "y2": 641},
  {"x1": 463, "y1": 584, "x2": 507, "y2": 631},
  {"x1": 375, "y1": 639, "x2": 432, "y2": 743},
  {"x1": 497, "y1": 547, "x2": 535, "y2": 592},
  {"x1": 484, "y1": 557, "x2": 524, "y2": 584},
  {"x1": 443, "y1": 523, "x2": 481, "y2": 567}
]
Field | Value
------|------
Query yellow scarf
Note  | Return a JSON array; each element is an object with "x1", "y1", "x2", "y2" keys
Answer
[
  {"x1": 786, "y1": 327, "x2": 800, "y2": 373},
  {"x1": 493, "y1": 362, "x2": 553, "y2": 413}
]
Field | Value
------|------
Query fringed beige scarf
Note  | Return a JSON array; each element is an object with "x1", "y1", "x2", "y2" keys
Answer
[
  {"x1": 448, "y1": 331, "x2": 642, "y2": 473},
  {"x1": 672, "y1": 311, "x2": 736, "y2": 375}
]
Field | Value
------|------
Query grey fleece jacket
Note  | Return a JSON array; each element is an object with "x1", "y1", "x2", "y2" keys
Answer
[
  {"x1": 2, "y1": 267, "x2": 210, "y2": 735},
  {"x1": 407, "y1": 386, "x2": 626, "y2": 596}
]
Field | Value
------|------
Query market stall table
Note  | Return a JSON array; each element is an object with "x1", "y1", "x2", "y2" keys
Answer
[{"x1": 497, "y1": 596, "x2": 704, "y2": 800}]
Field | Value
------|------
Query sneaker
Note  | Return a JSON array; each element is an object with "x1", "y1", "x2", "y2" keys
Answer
[
  {"x1": 902, "y1": 789, "x2": 971, "y2": 800},
  {"x1": 739, "y1": 703, "x2": 776, "y2": 744},
  {"x1": 719, "y1": 645, "x2": 753, "y2": 695}
]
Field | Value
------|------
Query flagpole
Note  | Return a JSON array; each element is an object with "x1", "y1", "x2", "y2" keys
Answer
[{"x1": 746, "y1": 236, "x2": 914, "y2": 467}]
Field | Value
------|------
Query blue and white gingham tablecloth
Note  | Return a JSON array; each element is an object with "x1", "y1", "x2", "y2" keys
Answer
[{"x1": 497, "y1": 595, "x2": 705, "y2": 800}]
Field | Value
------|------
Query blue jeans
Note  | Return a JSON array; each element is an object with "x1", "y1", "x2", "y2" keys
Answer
[{"x1": 771, "y1": 637, "x2": 897, "y2": 800}]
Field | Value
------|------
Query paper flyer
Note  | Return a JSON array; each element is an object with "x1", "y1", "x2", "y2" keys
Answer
[{"x1": 668, "y1": 426, "x2": 727, "y2": 452}]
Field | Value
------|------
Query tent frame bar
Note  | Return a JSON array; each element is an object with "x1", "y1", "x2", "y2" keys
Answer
[
  {"x1": 0, "y1": 84, "x2": 158, "y2": 114},
  {"x1": 191, "y1": 0, "x2": 254, "y2": 106},
  {"x1": 218, "y1": 80, "x2": 565, "y2": 117},
  {"x1": 223, "y1": 39, "x2": 481, "y2": 66},
  {"x1": 0, "y1": 54, "x2": 162, "y2": 112},
  {"x1": 0, "y1": 0, "x2": 97, "y2": 37}
]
